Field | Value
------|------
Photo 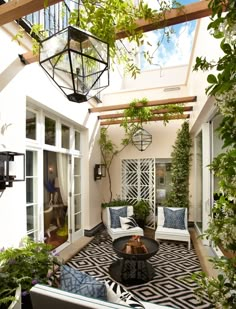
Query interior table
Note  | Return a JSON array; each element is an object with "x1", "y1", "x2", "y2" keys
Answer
[{"x1": 109, "y1": 236, "x2": 159, "y2": 286}]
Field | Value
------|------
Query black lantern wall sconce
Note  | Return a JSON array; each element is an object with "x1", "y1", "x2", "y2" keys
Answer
[
  {"x1": 0, "y1": 151, "x2": 25, "y2": 191},
  {"x1": 39, "y1": 26, "x2": 109, "y2": 103},
  {"x1": 94, "y1": 164, "x2": 106, "y2": 181},
  {"x1": 131, "y1": 128, "x2": 152, "y2": 151}
]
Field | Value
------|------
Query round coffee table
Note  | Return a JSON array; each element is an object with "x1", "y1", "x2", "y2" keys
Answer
[{"x1": 109, "y1": 236, "x2": 159, "y2": 286}]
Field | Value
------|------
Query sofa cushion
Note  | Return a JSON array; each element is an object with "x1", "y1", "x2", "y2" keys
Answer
[
  {"x1": 60, "y1": 265, "x2": 107, "y2": 300},
  {"x1": 120, "y1": 216, "x2": 138, "y2": 230},
  {"x1": 105, "y1": 279, "x2": 145, "y2": 308},
  {"x1": 163, "y1": 207, "x2": 186, "y2": 230},
  {"x1": 109, "y1": 207, "x2": 127, "y2": 228}
]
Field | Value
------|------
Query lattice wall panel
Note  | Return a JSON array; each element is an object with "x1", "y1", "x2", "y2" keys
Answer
[{"x1": 122, "y1": 158, "x2": 155, "y2": 229}]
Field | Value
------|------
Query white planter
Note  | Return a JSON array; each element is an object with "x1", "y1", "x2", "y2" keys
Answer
[{"x1": 8, "y1": 286, "x2": 21, "y2": 309}]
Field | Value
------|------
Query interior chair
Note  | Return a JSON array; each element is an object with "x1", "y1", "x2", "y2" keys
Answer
[
  {"x1": 44, "y1": 206, "x2": 53, "y2": 238},
  {"x1": 103, "y1": 206, "x2": 144, "y2": 240},
  {"x1": 155, "y1": 206, "x2": 191, "y2": 250}
]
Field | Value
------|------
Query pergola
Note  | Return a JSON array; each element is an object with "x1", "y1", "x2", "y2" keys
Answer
[{"x1": 0, "y1": 0, "x2": 220, "y2": 122}]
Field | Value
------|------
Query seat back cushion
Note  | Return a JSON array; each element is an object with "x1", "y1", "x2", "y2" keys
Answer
[
  {"x1": 163, "y1": 207, "x2": 186, "y2": 230},
  {"x1": 109, "y1": 207, "x2": 128, "y2": 228}
]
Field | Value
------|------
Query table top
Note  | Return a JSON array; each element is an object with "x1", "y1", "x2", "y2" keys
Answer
[{"x1": 112, "y1": 235, "x2": 159, "y2": 260}]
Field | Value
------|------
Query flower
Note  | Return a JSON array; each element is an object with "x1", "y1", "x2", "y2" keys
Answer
[{"x1": 0, "y1": 237, "x2": 61, "y2": 307}]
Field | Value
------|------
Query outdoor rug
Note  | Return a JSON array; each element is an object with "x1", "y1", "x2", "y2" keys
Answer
[{"x1": 58, "y1": 231, "x2": 213, "y2": 309}]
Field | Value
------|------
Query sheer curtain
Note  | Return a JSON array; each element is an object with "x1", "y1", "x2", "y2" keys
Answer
[{"x1": 56, "y1": 153, "x2": 68, "y2": 206}]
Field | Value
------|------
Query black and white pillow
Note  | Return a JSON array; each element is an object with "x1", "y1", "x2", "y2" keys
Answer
[
  {"x1": 105, "y1": 279, "x2": 145, "y2": 308},
  {"x1": 119, "y1": 216, "x2": 138, "y2": 230}
]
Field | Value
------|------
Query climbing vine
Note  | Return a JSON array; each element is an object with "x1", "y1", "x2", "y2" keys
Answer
[{"x1": 192, "y1": 0, "x2": 236, "y2": 307}]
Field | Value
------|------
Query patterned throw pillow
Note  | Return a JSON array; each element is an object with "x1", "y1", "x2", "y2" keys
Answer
[
  {"x1": 163, "y1": 207, "x2": 186, "y2": 230},
  {"x1": 105, "y1": 279, "x2": 145, "y2": 308},
  {"x1": 60, "y1": 265, "x2": 107, "y2": 300},
  {"x1": 109, "y1": 207, "x2": 127, "y2": 228},
  {"x1": 120, "y1": 216, "x2": 138, "y2": 230}
]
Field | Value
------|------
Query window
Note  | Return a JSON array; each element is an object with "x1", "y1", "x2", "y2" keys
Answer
[
  {"x1": 26, "y1": 150, "x2": 38, "y2": 239},
  {"x1": 45, "y1": 116, "x2": 56, "y2": 145},
  {"x1": 61, "y1": 124, "x2": 70, "y2": 149},
  {"x1": 26, "y1": 110, "x2": 37, "y2": 140},
  {"x1": 75, "y1": 131, "x2": 80, "y2": 151}
]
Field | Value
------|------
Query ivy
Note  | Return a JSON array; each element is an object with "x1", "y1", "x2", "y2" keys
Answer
[{"x1": 192, "y1": 0, "x2": 236, "y2": 307}]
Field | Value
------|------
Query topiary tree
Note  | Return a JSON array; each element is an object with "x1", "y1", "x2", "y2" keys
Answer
[{"x1": 166, "y1": 121, "x2": 192, "y2": 208}]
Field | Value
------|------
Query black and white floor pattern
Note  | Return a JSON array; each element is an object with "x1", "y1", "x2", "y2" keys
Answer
[{"x1": 62, "y1": 232, "x2": 213, "y2": 309}]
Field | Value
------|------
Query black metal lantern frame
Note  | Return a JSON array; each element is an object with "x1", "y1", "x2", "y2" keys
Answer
[
  {"x1": 39, "y1": 26, "x2": 109, "y2": 103},
  {"x1": 132, "y1": 128, "x2": 152, "y2": 152},
  {"x1": 0, "y1": 151, "x2": 25, "y2": 191}
]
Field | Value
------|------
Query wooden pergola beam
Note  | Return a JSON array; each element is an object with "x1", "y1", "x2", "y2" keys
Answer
[
  {"x1": 100, "y1": 114, "x2": 190, "y2": 126},
  {"x1": 116, "y1": 0, "x2": 212, "y2": 40},
  {"x1": 98, "y1": 106, "x2": 193, "y2": 120},
  {"x1": 0, "y1": 0, "x2": 63, "y2": 27},
  {"x1": 15, "y1": 0, "x2": 214, "y2": 64},
  {"x1": 89, "y1": 96, "x2": 196, "y2": 113}
]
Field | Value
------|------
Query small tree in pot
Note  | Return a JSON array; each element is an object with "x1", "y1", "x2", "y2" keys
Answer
[{"x1": 133, "y1": 200, "x2": 150, "y2": 228}]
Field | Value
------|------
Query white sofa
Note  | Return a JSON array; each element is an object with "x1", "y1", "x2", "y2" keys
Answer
[
  {"x1": 102, "y1": 206, "x2": 144, "y2": 240},
  {"x1": 30, "y1": 284, "x2": 175, "y2": 309}
]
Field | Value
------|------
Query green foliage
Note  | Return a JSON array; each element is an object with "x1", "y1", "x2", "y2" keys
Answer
[
  {"x1": 133, "y1": 200, "x2": 150, "y2": 222},
  {"x1": 192, "y1": 1, "x2": 236, "y2": 307},
  {"x1": 101, "y1": 198, "x2": 130, "y2": 208},
  {"x1": 68, "y1": 0, "x2": 182, "y2": 78},
  {"x1": 0, "y1": 237, "x2": 60, "y2": 306},
  {"x1": 99, "y1": 98, "x2": 185, "y2": 202},
  {"x1": 166, "y1": 121, "x2": 192, "y2": 208},
  {"x1": 192, "y1": 257, "x2": 236, "y2": 308}
]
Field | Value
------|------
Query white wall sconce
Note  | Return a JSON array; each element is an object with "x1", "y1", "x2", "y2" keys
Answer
[
  {"x1": 94, "y1": 164, "x2": 106, "y2": 181},
  {"x1": 0, "y1": 151, "x2": 25, "y2": 191}
]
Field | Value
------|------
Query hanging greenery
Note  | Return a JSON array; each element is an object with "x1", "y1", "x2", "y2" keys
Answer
[
  {"x1": 99, "y1": 98, "x2": 185, "y2": 202},
  {"x1": 165, "y1": 121, "x2": 192, "y2": 208},
  {"x1": 192, "y1": 0, "x2": 236, "y2": 307}
]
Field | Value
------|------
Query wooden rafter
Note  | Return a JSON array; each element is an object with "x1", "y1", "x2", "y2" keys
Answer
[
  {"x1": 100, "y1": 114, "x2": 190, "y2": 126},
  {"x1": 98, "y1": 106, "x2": 193, "y2": 120},
  {"x1": 116, "y1": 0, "x2": 212, "y2": 39},
  {"x1": 13, "y1": 0, "x2": 214, "y2": 64},
  {"x1": 89, "y1": 96, "x2": 197, "y2": 113},
  {"x1": 0, "y1": 0, "x2": 63, "y2": 26}
]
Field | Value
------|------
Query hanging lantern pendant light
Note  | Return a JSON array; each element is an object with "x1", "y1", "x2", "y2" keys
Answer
[
  {"x1": 39, "y1": 26, "x2": 109, "y2": 103},
  {"x1": 132, "y1": 127, "x2": 152, "y2": 151}
]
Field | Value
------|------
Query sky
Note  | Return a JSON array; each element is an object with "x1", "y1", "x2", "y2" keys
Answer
[{"x1": 140, "y1": 0, "x2": 198, "y2": 70}]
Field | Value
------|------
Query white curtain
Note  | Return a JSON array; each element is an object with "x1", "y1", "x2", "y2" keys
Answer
[{"x1": 56, "y1": 153, "x2": 68, "y2": 206}]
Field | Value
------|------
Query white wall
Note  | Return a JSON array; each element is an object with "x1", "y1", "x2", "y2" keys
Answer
[
  {"x1": 100, "y1": 120, "x2": 183, "y2": 203},
  {"x1": 0, "y1": 22, "x2": 103, "y2": 247}
]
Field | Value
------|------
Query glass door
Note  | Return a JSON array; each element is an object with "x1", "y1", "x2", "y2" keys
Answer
[{"x1": 43, "y1": 150, "x2": 69, "y2": 249}]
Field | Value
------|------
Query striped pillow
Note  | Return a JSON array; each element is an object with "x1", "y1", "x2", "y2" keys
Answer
[
  {"x1": 120, "y1": 216, "x2": 138, "y2": 230},
  {"x1": 105, "y1": 279, "x2": 145, "y2": 308}
]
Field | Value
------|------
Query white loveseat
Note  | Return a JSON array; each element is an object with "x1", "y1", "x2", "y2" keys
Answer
[{"x1": 30, "y1": 284, "x2": 175, "y2": 309}]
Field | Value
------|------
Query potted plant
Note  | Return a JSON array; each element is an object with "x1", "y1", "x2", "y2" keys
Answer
[
  {"x1": 133, "y1": 200, "x2": 150, "y2": 228},
  {"x1": 0, "y1": 237, "x2": 60, "y2": 309}
]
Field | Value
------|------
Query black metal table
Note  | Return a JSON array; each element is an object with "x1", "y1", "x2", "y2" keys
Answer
[{"x1": 109, "y1": 236, "x2": 159, "y2": 286}]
